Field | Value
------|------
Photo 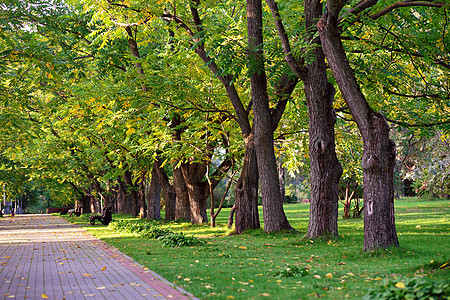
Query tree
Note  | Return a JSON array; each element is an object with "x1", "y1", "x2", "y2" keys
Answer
[
  {"x1": 247, "y1": 0, "x2": 292, "y2": 231},
  {"x1": 265, "y1": 0, "x2": 343, "y2": 237},
  {"x1": 317, "y1": 0, "x2": 447, "y2": 250}
]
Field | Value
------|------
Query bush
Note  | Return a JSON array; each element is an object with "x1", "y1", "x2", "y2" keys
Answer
[
  {"x1": 285, "y1": 195, "x2": 299, "y2": 204},
  {"x1": 108, "y1": 220, "x2": 174, "y2": 239},
  {"x1": 158, "y1": 232, "x2": 205, "y2": 247},
  {"x1": 140, "y1": 227, "x2": 173, "y2": 239},
  {"x1": 363, "y1": 277, "x2": 450, "y2": 300},
  {"x1": 108, "y1": 220, "x2": 153, "y2": 233}
]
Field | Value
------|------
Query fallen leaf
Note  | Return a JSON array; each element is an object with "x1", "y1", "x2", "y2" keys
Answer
[
  {"x1": 313, "y1": 275, "x2": 321, "y2": 279},
  {"x1": 395, "y1": 282, "x2": 405, "y2": 289},
  {"x1": 83, "y1": 274, "x2": 91, "y2": 277},
  {"x1": 259, "y1": 293, "x2": 271, "y2": 297},
  {"x1": 101, "y1": 267, "x2": 106, "y2": 271},
  {"x1": 325, "y1": 273, "x2": 333, "y2": 278},
  {"x1": 41, "y1": 294, "x2": 48, "y2": 299}
]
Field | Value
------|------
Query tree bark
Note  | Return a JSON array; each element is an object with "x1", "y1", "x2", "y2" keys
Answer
[
  {"x1": 181, "y1": 161, "x2": 208, "y2": 223},
  {"x1": 154, "y1": 159, "x2": 177, "y2": 220},
  {"x1": 233, "y1": 136, "x2": 260, "y2": 234},
  {"x1": 138, "y1": 174, "x2": 146, "y2": 219},
  {"x1": 123, "y1": 169, "x2": 139, "y2": 217},
  {"x1": 173, "y1": 163, "x2": 191, "y2": 221},
  {"x1": 317, "y1": 6, "x2": 399, "y2": 250},
  {"x1": 146, "y1": 163, "x2": 161, "y2": 220},
  {"x1": 247, "y1": 0, "x2": 292, "y2": 232},
  {"x1": 304, "y1": 0, "x2": 343, "y2": 239},
  {"x1": 277, "y1": 159, "x2": 286, "y2": 203},
  {"x1": 116, "y1": 180, "x2": 129, "y2": 214}
]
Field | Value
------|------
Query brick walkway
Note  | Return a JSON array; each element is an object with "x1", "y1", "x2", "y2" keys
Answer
[{"x1": 0, "y1": 215, "x2": 197, "y2": 299}]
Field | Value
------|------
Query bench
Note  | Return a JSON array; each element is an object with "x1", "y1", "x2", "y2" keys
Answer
[{"x1": 89, "y1": 207, "x2": 112, "y2": 226}]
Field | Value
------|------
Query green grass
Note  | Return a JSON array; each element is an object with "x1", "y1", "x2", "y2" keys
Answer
[{"x1": 61, "y1": 197, "x2": 450, "y2": 299}]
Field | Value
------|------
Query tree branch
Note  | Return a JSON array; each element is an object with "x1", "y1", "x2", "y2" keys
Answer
[
  {"x1": 264, "y1": 0, "x2": 307, "y2": 79},
  {"x1": 369, "y1": 1, "x2": 445, "y2": 20},
  {"x1": 385, "y1": 117, "x2": 450, "y2": 128}
]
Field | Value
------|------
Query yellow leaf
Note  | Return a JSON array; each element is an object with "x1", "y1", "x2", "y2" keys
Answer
[
  {"x1": 101, "y1": 267, "x2": 106, "y2": 271},
  {"x1": 226, "y1": 296, "x2": 235, "y2": 299},
  {"x1": 83, "y1": 274, "x2": 92, "y2": 277},
  {"x1": 41, "y1": 294, "x2": 49, "y2": 299},
  {"x1": 126, "y1": 127, "x2": 136, "y2": 135},
  {"x1": 325, "y1": 273, "x2": 333, "y2": 278},
  {"x1": 395, "y1": 281, "x2": 405, "y2": 289},
  {"x1": 239, "y1": 246, "x2": 247, "y2": 250}
]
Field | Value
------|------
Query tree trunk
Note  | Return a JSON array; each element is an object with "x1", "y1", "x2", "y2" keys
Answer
[
  {"x1": 147, "y1": 163, "x2": 161, "y2": 220},
  {"x1": 305, "y1": 0, "x2": 343, "y2": 239},
  {"x1": 277, "y1": 159, "x2": 286, "y2": 203},
  {"x1": 123, "y1": 170, "x2": 139, "y2": 217},
  {"x1": 173, "y1": 164, "x2": 190, "y2": 221},
  {"x1": 79, "y1": 193, "x2": 90, "y2": 214},
  {"x1": 138, "y1": 174, "x2": 146, "y2": 219},
  {"x1": 247, "y1": 0, "x2": 292, "y2": 232},
  {"x1": 116, "y1": 181, "x2": 128, "y2": 214},
  {"x1": 154, "y1": 159, "x2": 177, "y2": 221},
  {"x1": 317, "y1": 10, "x2": 399, "y2": 250},
  {"x1": 181, "y1": 162, "x2": 208, "y2": 224},
  {"x1": 69, "y1": 182, "x2": 90, "y2": 214},
  {"x1": 232, "y1": 136, "x2": 260, "y2": 234}
]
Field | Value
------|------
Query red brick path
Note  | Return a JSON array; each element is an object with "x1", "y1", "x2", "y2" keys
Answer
[{"x1": 0, "y1": 215, "x2": 197, "y2": 299}]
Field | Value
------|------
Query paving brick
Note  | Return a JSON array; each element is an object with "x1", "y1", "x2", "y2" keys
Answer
[{"x1": 0, "y1": 215, "x2": 197, "y2": 300}]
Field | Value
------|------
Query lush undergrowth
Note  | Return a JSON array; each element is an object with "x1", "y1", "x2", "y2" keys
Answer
[{"x1": 62, "y1": 197, "x2": 450, "y2": 299}]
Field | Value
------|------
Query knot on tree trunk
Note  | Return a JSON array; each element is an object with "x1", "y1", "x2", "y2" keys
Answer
[
  {"x1": 362, "y1": 152, "x2": 381, "y2": 172},
  {"x1": 314, "y1": 138, "x2": 327, "y2": 154}
]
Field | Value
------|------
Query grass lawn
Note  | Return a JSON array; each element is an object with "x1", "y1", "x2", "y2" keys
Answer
[{"x1": 62, "y1": 197, "x2": 450, "y2": 299}]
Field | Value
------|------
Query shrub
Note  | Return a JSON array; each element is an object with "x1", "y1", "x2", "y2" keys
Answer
[
  {"x1": 158, "y1": 232, "x2": 205, "y2": 247},
  {"x1": 363, "y1": 277, "x2": 450, "y2": 300},
  {"x1": 108, "y1": 220, "x2": 153, "y2": 233},
  {"x1": 285, "y1": 195, "x2": 299, "y2": 204},
  {"x1": 140, "y1": 227, "x2": 173, "y2": 239}
]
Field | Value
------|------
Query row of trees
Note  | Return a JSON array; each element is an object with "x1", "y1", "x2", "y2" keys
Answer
[{"x1": 0, "y1": 0, "x2": 448, "y2": 250}]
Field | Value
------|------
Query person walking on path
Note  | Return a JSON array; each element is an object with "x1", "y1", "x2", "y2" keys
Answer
[{"x1": 0, "y1": 214, "x2": 197, "y2": 299}]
